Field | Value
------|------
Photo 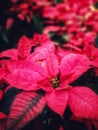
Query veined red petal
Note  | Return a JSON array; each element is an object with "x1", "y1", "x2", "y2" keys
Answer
[
  {"x1": 4, "y1": 60, "x2": 46, "y2": 90},
  {"x1": 17, "y1": 35, "x2": 31, "y2": 59},
  {"x1": 46, "y1": 52, "x2": 59, "y2": 78},
  {"x1": 6, "y1": 60, "x2": 46, "y2": 77},
  {"x1": 6, "y1": 91, "x2": 46, "y2": 130},
  {"x1": 45, "y1": 89, "x2": 69, "y2": 117},
  {"x1": 27, "y1": 48, "x2": 48, "y2": 62},
  {"x1": 60, "y1": 53, "x2": 90, "y2": 83},
  {"x1": 68, "y1": 86, "x2": 98, "y2": 120},
  {"x1": 0, "y1": 49, "x2": 18, "y2": 59},
  {"x1": 4, "y1": 69, "x2": 45, "y2": 90}
]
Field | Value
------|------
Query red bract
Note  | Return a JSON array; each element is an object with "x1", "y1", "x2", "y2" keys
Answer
[
  {"x1": 17, "y1": 35, "x2": 31, "y2": 59},
  {"x1": 29, "y1": 45, "x2": 55, "y2": 63},
  {"x1": 83, "y1": 43, "x2": 98, "y2": 67},
  {"x1": 60, "y1": 53, "x2": 90, "y2": 84},
  {"x1": 43, "y1": 6, "x2": 58, "y2": 19},
  {"x1": 10, "y1": 0, "x2": 53, "y2": 22},
  {"x1": 30, "y1": 33, "x2": 55, "y2": 52},
  {"x1": 0, "y1": 49, "x2": 18, "y2": 60},
  {"x1": 0, "y1": 35, "x2": 31, "y2": 60},
  {"x1": 31, "y1": 33, "x2": 52, "y2": 45},
  {"x1": 45, "y1": 88, "x2": 69, "y2": 117},
  {"x1": 65, "y1": 31, "x2": 96, "y2": 47},
  {"x1": 44, "y1": 52, "x2": 59, "y2": 78},
  {"x1": 68, "y1": 86, "x2": 98, "y2": 120},
  {"x1": 10, "y1": 2, "x2": 33, "y2": 22},
  {"x1": 4, "y1": 60, "x2": 46, "y2": 90},
  {"x1": 6, "y1": 91, "x2": 46, "y2": 130}
]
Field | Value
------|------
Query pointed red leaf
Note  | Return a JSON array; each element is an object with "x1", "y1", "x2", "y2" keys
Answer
[
  {"x1": 6, "y1": 91, "x2": 46, "y2": 130},
  {"x1": 27, "y1": 49, "x2": 47, "y2": 62},
  {"x1": 46, "y1": 53, "x2": 59, "y2": 78},
  {"x1": 60, "y1": 54, "x2": 90, "y2": 83},
  {"x1": 4, "y1": 60, "x2": 46, "y2": 90},
  {"x1": 45, "y1": 89, "x2": 69, "y2": 117},
  {"x1": 17, "y1": 35, "x2": 31, "y2": 59},
  {"x1": 6, "y1": 60, "x2": 46, "y2": 77},
  {"x1": 31, "y1": 33, "x2": 53, "y2": 46},
  {"x1": 0, "y1": 49, "x2": 18, "y2": 59},
  {"x1": 68, "y1": 87, "x2": 98, "y2": 120},
  {"x1": 4, "y1": 69, "x2": 45, "y2": 91}
]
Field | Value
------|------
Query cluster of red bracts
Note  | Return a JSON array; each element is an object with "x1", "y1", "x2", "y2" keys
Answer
[
  {"x1": 0, "y1": 33, "x2": 98, "y2": 130},
  {"x1": 0, "y1": 0, "x2": 98, "y2": 130}
]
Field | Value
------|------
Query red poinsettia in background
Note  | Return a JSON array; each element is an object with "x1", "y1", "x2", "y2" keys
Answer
[
  {"x1": 10, "y1": 0, "x2": 53, "y2": 22},
  {"x1": 0, "y1": 0, "x2": 98, "y2": 130}
]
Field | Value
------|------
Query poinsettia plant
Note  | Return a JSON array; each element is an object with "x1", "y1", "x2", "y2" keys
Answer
[
  {"x1": 0, "y1": 33, "x2": 98, "y2": 130},
  {"x1": 0, "y1": 0, "x2": 98, "y2": 130}
]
